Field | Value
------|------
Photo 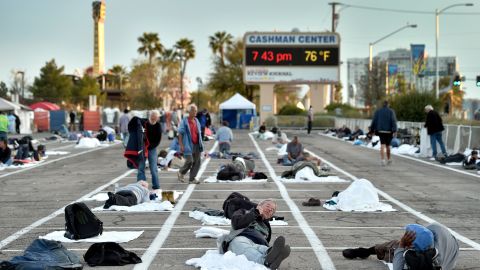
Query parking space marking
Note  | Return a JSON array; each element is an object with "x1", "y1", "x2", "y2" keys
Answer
[
  {"x1": 134, "y1": 142, "x2": 218, "y2": 270},
  {"x1": 0, "y1": 169, "x2": 135, "y2": 250},
  {"x1": 304, "y1": 148, "x2": 480, "y2": 251},
  {"x1": 250, "y1": 134, "x2": 336, "y2": 270}
]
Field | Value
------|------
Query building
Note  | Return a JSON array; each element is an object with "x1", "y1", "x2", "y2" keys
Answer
[
  {"x1": 347, "y1": 48, "x2": 458, "y2": 107},
  {"x1": 92, "y1": 1, "x2": 106, "y2": 76}
]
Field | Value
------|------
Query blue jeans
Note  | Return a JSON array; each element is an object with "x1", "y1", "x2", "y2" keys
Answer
[
  {"x1": 219, "y1": 142, "x2": 231, "y2": 154},
  {"x1": 228, "y1": 236, "x2": 268, "y2": 265},
  {"x1": 137, "y1": 147, "x2": 159, "y2": 189},
  {"x1": 2, "y1": 157, "x2": 12, "y2": 166},
  {"x1": 430, "y1": 131, "x2": 447, "y2": 157},
  {"x1": 121, "y1": 132, "x2": 129, "y2": 147},
  {"x1": 282, "y1": 155, "x2": 303, "y2": 166}
]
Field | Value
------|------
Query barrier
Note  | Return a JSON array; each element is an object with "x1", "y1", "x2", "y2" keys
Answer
[
  {"x1": 34, "y1": 111, "x2": 49, "y2": 132},
  {"x1": 83, "y1": 111, "x2": 101, "y2": 131}
]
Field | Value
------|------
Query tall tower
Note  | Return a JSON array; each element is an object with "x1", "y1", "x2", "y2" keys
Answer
[{"x1": 92, "y1": 0, "x2": 106, "y2": 76}]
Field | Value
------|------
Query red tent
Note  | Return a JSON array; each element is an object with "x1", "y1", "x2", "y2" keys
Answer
[{"x1": 30, "y1": 102, "x2": 61, "y2": 111}]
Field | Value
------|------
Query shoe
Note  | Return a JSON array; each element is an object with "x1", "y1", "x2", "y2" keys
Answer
[
  {"x1": 267, "y1": 245, "x2": 291, "y2": 270},
  {"x1": 177, "y1": 171, "x2": 185, "y2": 182},
  {"x1": 302, "y1": 198, "x2": 321, "y2": 206},
  {"x1": 342, "y1": 248, "x2": 371, "y2": 259},
  {"x1": 381, "y1": 160, "x2": 386, "y2": 166},
  {"x1": 189, "y1": 179, "x2": 201, "y2": 184},
  {"x1": 265, "y1": 236, "x2": 285, "y2": 264},
  {"x1": 162, "y1": 191, "x2": 175, "y2": 204},
  {"x1": 387, "y1": 159, "x2": 392, "y2": 165}
]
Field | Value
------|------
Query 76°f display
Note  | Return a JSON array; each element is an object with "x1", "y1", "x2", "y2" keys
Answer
[{"x1": 245, "y1": 47, "x2": 339, "y2": 66}]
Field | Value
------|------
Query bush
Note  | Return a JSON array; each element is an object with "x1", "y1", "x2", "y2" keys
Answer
[
  {"x1": 324, "y1": 103, "x2": 362, "y2": 118},
  {"x1": 278, "y1": 104, "x2": 305, "y2": 115},
  {"x1": 390, "y1": 92, "x2": 440, "y2": 122}
]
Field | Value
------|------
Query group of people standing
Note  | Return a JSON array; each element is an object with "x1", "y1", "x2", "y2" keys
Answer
[{"x1": 0, "y1": 111, "x2": 20, "y2": 140}]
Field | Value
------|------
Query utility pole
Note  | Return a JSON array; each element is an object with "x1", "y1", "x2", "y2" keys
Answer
[{"x1": 328, "y1": 2, "x2": 340, "y2": 32}]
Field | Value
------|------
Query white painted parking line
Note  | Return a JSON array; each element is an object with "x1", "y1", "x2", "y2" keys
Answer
[
  {"x1": 250, "y1": 134, "x2": 336, "y2": 270},
  {"x1": 0, "y1": 169, "x2": 135, "y2": 250},
  {"x1": 304, "y1": 149, "x2": 480, "y2": 251},
  {"x1": 134, "y1": 142, "x2": 218, "y2": 270},
  {"x1": 0, "y1": 143, "x2": 120, "y2": 179}
]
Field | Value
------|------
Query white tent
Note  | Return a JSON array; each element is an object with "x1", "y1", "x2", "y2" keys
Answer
[
  {"x1": 0, "y1": 98, "x2": 34, "y2": 134},
  {"x1": 219, "y1": 93, "x2": 256, "y2": 129},
  {"x1": 219, "y1": 93, "x2": 256, "y2": 110}
]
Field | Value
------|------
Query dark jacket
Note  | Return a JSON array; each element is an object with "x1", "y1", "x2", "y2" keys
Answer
[
  {"x1": 0, "y1": 239, "x2": 83, "y2": 269},
  {"x1": 425, "y1": 110, "x2": 444, "y2": 135},
  {"x1": 145, "y1": 121, "x2": 162, "y2": 150},
  {"x1": 371, "y1": 106, "x2": 397, "y2": 133},
  {"x1": 0, "y1": 146, "x2": 11, "y2": 164},
  {"x1": 124, "y1": 117, "x2": 148, "y2": 169},
  {"x1": 232, "y1": 208, "x2": 272, "y2": 247}
]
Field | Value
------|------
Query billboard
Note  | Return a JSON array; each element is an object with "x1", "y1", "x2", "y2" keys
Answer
[
  {"x1": 411, "y1": 44, "x2": 427, "y2": 77},
  {"x1": 243, "y1": 32, "x2": 340, "y2": 84}
]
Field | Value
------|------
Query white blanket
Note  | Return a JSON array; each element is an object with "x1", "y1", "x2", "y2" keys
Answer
[
  {"x1": 322, "y1": 179, "x2": 395, "y2": 212},
  {"x1": 279, "y1": 167, "x2": 348, "y2": 183},
  {"x1": 204, "y1": 176, "x2": 267, "y2": 183},
  {"x1": 194, "y1": 227, "x2": 229, "y2": 239},
  {"x1": 45, "y1": 151, "x2": 70, "y2": 156},
  {"x1": 189, "y1": 211, "x2": 288, "y2": 226},
  {"x1": 75, "y1": 138, "x2": 102, "y2": 148},
  {"x1": 83, "y1": 192, "x2": 109, "y2": 202},
  {"x1": 39, "y1": 230, "x2": 143, "y2": 243},
  {"x1": 446, "y1": 162, "x2": 463, "y2": 166},
  {"x1": 93, "y1": 201, "x2": 174, "y2": 212},
  {"x1": 186, "y1": 250, "x2": 268, "y2": 270},
  {"x1": 391, "y1": 144, "x2": 419, "y2": 157}
]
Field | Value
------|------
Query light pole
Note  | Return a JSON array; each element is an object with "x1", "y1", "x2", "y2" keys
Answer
[
  {"x1": 196, "y1": 77, "x2": 203, "y2": 109},
  {"x1": 435, "y1": 3, "x2": 473, "y2": 99},
  {"x1": 16, "y1": 71, "x2": 25, "y2": 100},
  {"x1": 176, "y1": 48, "x2": 186, "y2": 111},
  {"x1": 369, "y1": 23, "x2": 417, "y2": 72}
]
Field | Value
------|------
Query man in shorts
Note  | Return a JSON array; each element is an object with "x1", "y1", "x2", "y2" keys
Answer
[{"x1": 371, "y1": 101, "x2": 397, "y2": 166}]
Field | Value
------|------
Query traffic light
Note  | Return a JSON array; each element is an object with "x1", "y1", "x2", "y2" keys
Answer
[
  {"x1": 453, "y1": 75, "x2": 461, "y2": 86},
  {"x1": 477, "y1": 76, "x2": 480, "y2": 87}
]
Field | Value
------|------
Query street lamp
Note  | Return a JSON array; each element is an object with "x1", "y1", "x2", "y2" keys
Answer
[
  {"x1": 435, "y1": 3, "x2": 474, "y2": 99},
  {"x1": 176, "y1": 48, "x2": 186, "y2": 111},
  {"x1": 195, "y1": 77, "x2": 203, "y2": 109},
  {"x1": 15, "y1": 71, "x2": 25, "y2": 100},
  {"x1": 369, "y1": 23, "x2": 417, "y2": 72}
]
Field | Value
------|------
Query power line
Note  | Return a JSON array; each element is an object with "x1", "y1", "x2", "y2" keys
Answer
[{"x1": 342, "y1": 4, "x2": 480, "y2": 15}]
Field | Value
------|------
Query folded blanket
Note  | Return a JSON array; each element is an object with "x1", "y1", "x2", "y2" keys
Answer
[
  {"x1": 40, "y1": 231, "x2": 143, "y2": 243},
  {"x1": 194, "y1": 227, "x2": 229, "y2": 239},
  {"x1": 93, "y1": 201, "x2": 174, "y2": 212},
  {"x1": 186, "y1": 250, "x2": 268, "y2": 270},
  {"x1": 204, "y1": 176, "x2": 267, "y2": 183}
]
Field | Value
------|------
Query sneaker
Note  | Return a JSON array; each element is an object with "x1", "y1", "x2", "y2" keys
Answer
[
  {"x1": 189, "y1": 179, "x2": 201, "y2": 184},
  {"x1": 387, "y1": 159, "x2": 392, "y2": 165},
  {"x1": 265, "y1": 236, "x2": 285, "y2": 264},
  {"x1": 268, "y1": 245, "x2": 291, "y2": 270},
  {"x1": 381, "y1": 160, "x2": 386, "y2": 166},
  {"x1": 162, "y1": 191, "x2": 175, "y2": 204},
  {"x1": 342, "y1": 248, "x2": 372, "y2": 259},
  {"x1": 177, "y1": 171, "x2": 185, "y2": 182}
]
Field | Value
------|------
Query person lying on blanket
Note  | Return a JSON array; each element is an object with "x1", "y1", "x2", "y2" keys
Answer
[
  {"x1": 103, "y1": 180, "x2": 157, "y2": 209},
  {"x1": 343, "y1": 223, "x2": 459, "y2": 270},
  {"x1": 218, "y1": 199, "x2": 291, "y2": 270}
]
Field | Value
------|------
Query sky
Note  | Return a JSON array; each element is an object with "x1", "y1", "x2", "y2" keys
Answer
[{"x1": 1, "y1": 0, "x2": 479, "y2": 100}]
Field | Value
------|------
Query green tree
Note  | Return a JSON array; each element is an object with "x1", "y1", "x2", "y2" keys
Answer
[
  {"x1": 109, "y1": 65, "x2": 128, "y2": 89},
  {"x1": 72, "y1": 75, "x2": 103, "y2": 106},
  {"x1": 137, "y1": 32, "x2": 164, "y2": 65},
  {"x1": 209, "y1": 31, "x2": 233, "y2": 66},
  {"x1": 359, "y1": 61, "x2": 387, "y2": 108},
  {"x1": 207, "y1": 39, "x2": 259, "y2": 103},
  {"x1": 0, "y1": 82, "x2": 9, "y2": 99},
  {"x1": 30, "y1": 59, "x2": 73, "y2": 103},
  {"x1": 175, "y1": 38, "x2": 195, "y2": 76},
  {"x1": 390, "y1": 91, "x2": 440, "y2": 122}
]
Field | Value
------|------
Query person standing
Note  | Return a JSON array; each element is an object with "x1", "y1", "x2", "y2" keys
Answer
[
  {"x1": 119, "y1": 109, "x2": 130, "y2": 147},
  {"x1": 7, "y1": 112, "x2": 15, "y2": 134},
  {"x1": 196, "y1": 109, "x2": 207, "y2": 141},
  {"x1": 160, "y1": 109, "x2": 167, "y2": 134},
  {"x1": 13, "y1": 113, "x2": 20, "y2": 134},
  {"x1": 69, "y1": 111, "x2": 76, "y2": 132},
  {"x1": 137, "y1": 110, "x2": 162, "y2": 191},
  {"x1": 307, "y1": 106, "x2": 313, "y2": 134},
  {"x1": 371, "y1": 101, "x2": 397, "y2": 166},
  {"x1": 177, "y1": 104, "x2": 203, "y2": 184},
  {"x1": 424, "y1": 105, "x2": 448, "y2": 159},
  {"x1": 0, "y1": 112, "x2": 9, "y2": 140}
]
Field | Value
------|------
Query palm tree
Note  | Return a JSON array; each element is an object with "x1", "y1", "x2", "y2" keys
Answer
[
  {"x1": 209, "y1": 31, "x2": 233, "y2": 66},
  {"x1": 109, "y1": 65, "x2": 127, "y2": 89},
  {"x1": 137, "y1": 32, "x2": 164, "y2": 65},
  {"x1": 174, "y1": 38, "x2": 195, "y2": 110}
]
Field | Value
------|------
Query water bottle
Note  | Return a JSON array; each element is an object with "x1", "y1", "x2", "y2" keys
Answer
[{"x1": 114, "y1": 183, "x2": 119, "y2": 193}]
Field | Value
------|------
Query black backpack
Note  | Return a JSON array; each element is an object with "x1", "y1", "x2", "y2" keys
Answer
[
  {"x1": 84, "y1": 242, "x2": 142, "y2": 266},
  {"x1": 64, "y1": 202, "x2": 103, "y2": 240},
  {"x1": 222, "y1": 192, "x2": 256, "y2": 219}
]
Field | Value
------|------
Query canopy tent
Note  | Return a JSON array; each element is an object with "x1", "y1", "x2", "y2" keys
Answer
[
  {"x1": 30, "y1": 102, "x2": 61, "y2": 111},
  {"x1": 0, "y1": 98, "x2": 34, "y2": 134},
  {"x1": 219, "y1": 93, "x2": 256, "y2": 129}
]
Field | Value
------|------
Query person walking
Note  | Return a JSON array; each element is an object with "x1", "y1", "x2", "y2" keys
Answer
[
  {"x1": 177, "y1": 104, "x2": 204, "y2": 184},
  {"x1": 307, "y1": 106, "x2": 313, "y2": 134},
  {"x1": 424, "y1": 105, "x2": 448, "y2": 159},
  {"x1": 371, "y1": 100, "x2": 397, "y2": 166},
  {"x1": 0, "y1": 112, "x2": 9, "y2": 140},
  {"x1": 119, "y1": 109, "x2": 130, "y2": 147},
  {"x1": 13, "y1": 113, "x2": 21, "y2": 134},
  {"x1": 137, "y1": 110, "x2": 162, "y2": 191},
  {"x1": 69, "y1": 111, "x2": 76, "y2": 132}
]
